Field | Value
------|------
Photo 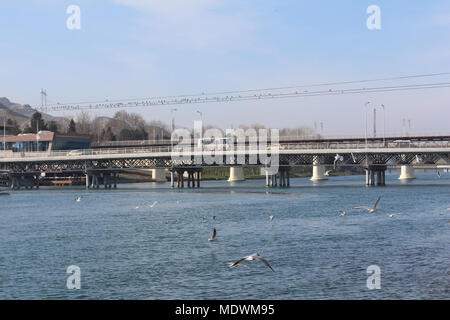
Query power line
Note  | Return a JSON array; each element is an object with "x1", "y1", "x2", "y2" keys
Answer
[
  {"x1": 35, "y1": 73, "x2": 450, "y2": 112},
  {"x1": 38, "y1": 71, "x2": 450, "y2": 107}
]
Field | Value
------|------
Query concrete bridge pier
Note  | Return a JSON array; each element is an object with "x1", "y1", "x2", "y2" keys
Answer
[
  {"x1": 176, "y1": 170, "x2": 184, "y2": 188},
  {"x1": 102, "y1": 172, "x2": 117, "y2": 189},
  {"x1": 310, "y1": 157, "x2": 328, "y2": 181},
  {"x1": 228, "y1": 167, "x2": 245, "y2": 182},
  {"x1": 279, "y1": 167, "x2": 291, "y2": 187},
  {"x1": 170, "y1": 171, "x2": 174, "y2": 188},
  {"x1": 9, "y1": 174, "x2": 39, "y2": 190},
  {"x1": 174, "y1": 169, "x2": 201, "y2": 188},
  {"x1": 186, "y1": 169, "x2": 201, "y2": 188},
  {"x1": 399, "y1": 165, "x2": 416, "y2": 180},
  {"x1": 152, "y1": 168, "x2": 167, "y2": 182},
  {"x1": 269, "y1": 174, "x2": 277, "y2": 187},
  {"x1": 86, "y1": 171, "x2": 118, "y2": 189},
  {"x1": 91, "y1": 174, "x2": 100, "y2": 189},
  {"x1": 365, "y1": 166, "x2": 386, "y2": 186}
]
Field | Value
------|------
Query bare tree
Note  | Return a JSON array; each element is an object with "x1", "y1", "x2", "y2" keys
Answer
[{"x1": 76, "y1": 111, "x2": 92, "y2": 134}]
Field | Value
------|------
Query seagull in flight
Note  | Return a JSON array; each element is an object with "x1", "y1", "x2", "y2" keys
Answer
[
  {"x1": 229, "y1": 253, "x2": 274, "y2": 272},
  {"x1": 75, "y1": 196, "x2": 81, "y2": 202},
  {"x1": 388, "y1": 214, "x2": 396, "y2": 218},
  {"x1": 334, "y1": 154, "x2": 344, "y2": 170},
  {"x1": 325, "y1": 170, "x2": 332, "y2": 176},
  {"x1": 339, "y1": 210, "x2": 346, "y2": 216},
  {"x1": 208, "y1": 228, "x2": 217, "y2": 242},
  {"x1": 354, "y1": 196, "x2": 382, "y2": 213},
  {"x1": 269, "y1": 216, "x2": 274, "y2": 221},
  {"x1": 149, "y1": 201, "x2": 158, "y2": 208}
]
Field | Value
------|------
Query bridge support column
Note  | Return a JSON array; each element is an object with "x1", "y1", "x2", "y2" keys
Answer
[
  {"x1": 399, "y1": 165, "x2": 416, "y2": 180},
  {"x1": 181, "y1": 171, "x2": 184, "y2": 188},
  {"x1": 175, "y1": 169, "x2": 185, "y2": 188},
  {"x1": 365, "y1": 166, "x2": 386, "y2": 186},
  {"x1": 196, "y1": 170, "x2": 201, "y2": 188},
  {"x1": 10, "y1": 176, "x2": 19, "y2": 190},
  {"x1": 311, "y1": 157, "x2": 328, "y2": 181},
  {"x1": 105, "y1": 172, "x2": 115, "y2": 189},
  {"x1": 152, "y1": 168, "x2": 166, "y2": 182},
  {"x1": 91, "y1": 174, "x2": 100, "y2": 189},
  {"x1": 376, "y1": 171, "x2": 382, "y2": 186},
  {"x1": 182, "y1": 169, "x2": 201, "y2": 188},
  {"x1": 170, "y1": 171, "x2": 174, "y2": 188},
  {"x1": 228, "y1": 167, "x2": 245, "y2": 182},
  {"x1": 85, "y1": 174, "x2": 90, "y2": 189},
  {"x1": 278, "y1": 167, "x2": 290, "y2": 187},
  {"x1": 269, "y1": 174, "x2": 277, "y2": 187},
  {"x1": 8, "y1": 174, "x2": 39, "y2": 190},
  {"x1": 282, "y1": 171, "x2": 287, "y2": 187}
]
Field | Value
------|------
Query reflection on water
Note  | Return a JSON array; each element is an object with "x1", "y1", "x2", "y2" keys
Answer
[{"x1": 0, "y1": 173, "x2": 449, "y2": 299}]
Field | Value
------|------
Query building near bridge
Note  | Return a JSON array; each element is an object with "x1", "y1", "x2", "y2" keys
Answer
[{"x1": 1, "y1": 131, "x2": 91, "y2": 152}]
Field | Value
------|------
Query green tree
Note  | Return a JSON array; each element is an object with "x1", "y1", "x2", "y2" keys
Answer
[
  {"x1": 118, "y1": 127, "x2": 148, "y2": 141},
  {"x1": 24, "y1": 112, "x2": 47, "y2": 133},
  {"x1": 68, "y1": 119, "x2": 76, "y2": 133},
  {"x1": 48, "y1": 120, "x2": 58, "y2": 133},
  {"x1": 100, "y1": 127, "x2": 116, "y2": 141}
]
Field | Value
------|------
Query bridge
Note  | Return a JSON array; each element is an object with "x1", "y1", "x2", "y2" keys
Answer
[{"x1": 1, "y1": 132, "x2": 449, "y2": 189}]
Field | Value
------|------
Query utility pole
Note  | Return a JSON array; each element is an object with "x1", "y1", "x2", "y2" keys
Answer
[{"x1": 40, "y1": 89, "x2": 47, "y2": 107}]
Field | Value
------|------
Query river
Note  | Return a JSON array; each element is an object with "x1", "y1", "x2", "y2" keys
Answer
[{"x1": 0, "y1": 172, "x2": 449, "y2": 299}]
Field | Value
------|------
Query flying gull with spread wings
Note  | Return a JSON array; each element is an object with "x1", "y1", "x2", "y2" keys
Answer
[
  {"x1": 354, "y1": 196, "x2": 382, "y2": 213},
  {"x1": 229, "y1": 253, "x2": 274, "y2": 272}
]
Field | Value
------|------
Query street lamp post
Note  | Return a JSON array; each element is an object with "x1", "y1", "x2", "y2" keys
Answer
[
  {"x1": 364, "y1": 101, "x2": 371, "y2": 149},
  {"x1": 381, "y1": 104, "x2": 386, "y2": 146},
  {"x1": 36, "y1": 118, "x2": 40, "y2": 152},
  {"x1": 170, "y1": 108, "x2": 177, "y2": 150},
  {"x1": 2, "y1": 113, "x2": 5, "y2": 151}
]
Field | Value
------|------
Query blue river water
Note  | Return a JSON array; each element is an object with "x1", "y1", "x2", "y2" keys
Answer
[{"x1": 0, "y1": 172, "x2": 449, "y2": 299}]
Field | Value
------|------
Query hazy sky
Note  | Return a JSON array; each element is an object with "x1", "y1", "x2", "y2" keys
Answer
[{"x1": 1, "y1": 0, "x2": 449, "y2": 134}]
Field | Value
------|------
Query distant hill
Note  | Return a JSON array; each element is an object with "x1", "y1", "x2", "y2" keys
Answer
[{"x1": 0, "y1": 97, "x2": 55, "y2": 127}]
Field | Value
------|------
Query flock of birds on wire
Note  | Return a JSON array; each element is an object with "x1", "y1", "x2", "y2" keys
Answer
[{"x1": 35, "y1": 72, "x2": 450, "y2": 112}]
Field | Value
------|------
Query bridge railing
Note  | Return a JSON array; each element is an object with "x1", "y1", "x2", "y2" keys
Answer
[
  {"x1": 0, "y1": 140, "x2": 449, "y2": 160},
  {"x1": 89, "y1": 131, "x2": 450, "y2": 148}
]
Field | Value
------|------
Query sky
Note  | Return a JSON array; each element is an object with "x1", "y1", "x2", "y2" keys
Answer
[{"x1": 0, "y1": 0, "x2": 449, "y2": 135}]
